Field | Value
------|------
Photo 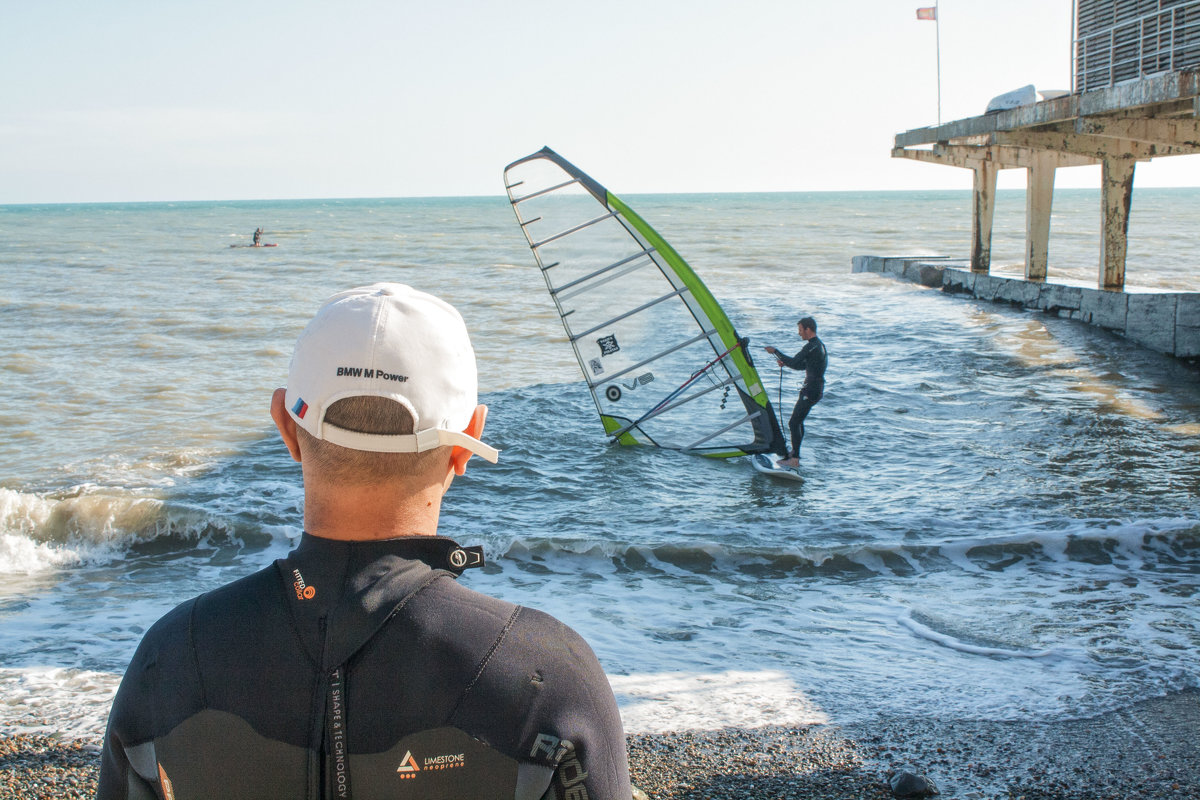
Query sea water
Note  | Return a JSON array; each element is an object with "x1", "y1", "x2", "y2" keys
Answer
[{"x1": 1, "y1": 189, "x2": 1198, "y2": 739}]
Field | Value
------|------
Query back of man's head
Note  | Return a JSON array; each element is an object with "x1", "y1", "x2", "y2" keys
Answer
[{"x1": 283, "y1": 283, "x2": 498, "y2": 485}]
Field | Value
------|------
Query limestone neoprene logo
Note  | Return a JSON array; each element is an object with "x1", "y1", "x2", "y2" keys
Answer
[{"x1": 397, "y1": 749, "x2": 466, "y2": 778}]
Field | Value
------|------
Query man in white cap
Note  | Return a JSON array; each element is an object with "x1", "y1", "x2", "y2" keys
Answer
[{"x1": 98, "y1": 283, "x2": 632, "y2": 800}]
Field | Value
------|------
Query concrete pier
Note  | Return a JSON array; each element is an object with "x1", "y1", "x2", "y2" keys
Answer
[
  {"x1": 852, "y1": 255, "x2": 1200, "y2": 360},
  {"x1": 891, "y1": 70, "x2": 1200, "y2": 291}
]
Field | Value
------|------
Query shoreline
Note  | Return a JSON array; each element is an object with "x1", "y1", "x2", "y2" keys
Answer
[
  {"x1": 628, "y1": 689, "x2": 1200, "y2": 799},
  {"x1": 2, "y1": 690, "x2": 1197, "y2": 799}
]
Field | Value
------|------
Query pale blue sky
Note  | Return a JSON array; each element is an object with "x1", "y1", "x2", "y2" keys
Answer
[{"x1": 2, "y1": 0, "x2": 1196, "y2": 203}]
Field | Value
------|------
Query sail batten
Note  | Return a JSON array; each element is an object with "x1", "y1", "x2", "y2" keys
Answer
[
  {"x1": 511, "y1": 177, "x2": 580, "y2": 204},
  {"x1": 567, "y1": 287, "x2": 689, "y2": 342},
  {"x1": 556, "y1": 260, "x2": 653, "y2": 302},
  {"x1": 552, "y1": 248, "x2": 657, "y2": 295},
  {"x1": 503, "y1": 147, "x2": 786, "y2": 458},
  {"x1": 531, "y1": 211, "x2": 621, "y2": 249},
  {"x1": 576, "y1": 330, "x2": 716, "y2": 387},
  {"x1": 608, "y1": 375, "x2": 740, "y2": 439}
]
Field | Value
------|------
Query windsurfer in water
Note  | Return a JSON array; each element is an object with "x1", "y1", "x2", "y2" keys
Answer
[{"x1": 765, "y1": 316, "x2": 827, "y2": 469}]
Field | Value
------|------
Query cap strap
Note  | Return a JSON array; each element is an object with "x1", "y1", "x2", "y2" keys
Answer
[{"x1": 319, "y1": 425, "x2": 500, "y2": 463}]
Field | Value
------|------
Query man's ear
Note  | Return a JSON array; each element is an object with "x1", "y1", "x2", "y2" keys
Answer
[
  {"x1": 449, "y1": 405, "x2": 488, "y2": 477},
  {"x1": 271, "y1": 388, "x2": 303, "y2": 463}
]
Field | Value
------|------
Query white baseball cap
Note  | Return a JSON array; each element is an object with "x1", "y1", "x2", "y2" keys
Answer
[{"x1": 285, "y1": 283, "x2": 499, "y2": 463}]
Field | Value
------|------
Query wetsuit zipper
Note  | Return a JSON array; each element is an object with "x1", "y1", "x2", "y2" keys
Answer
[{"x1": 327, "y1": 666, "x2": 351, "y2": 800}]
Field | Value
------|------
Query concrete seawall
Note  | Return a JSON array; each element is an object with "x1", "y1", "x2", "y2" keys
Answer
[{"x1": 851, "y1": 255, "x2": 1200, "y2": 360}]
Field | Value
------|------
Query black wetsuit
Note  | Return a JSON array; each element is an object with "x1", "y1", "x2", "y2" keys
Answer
[
  {"x1": 98, "y1": 533, "x2": 631, "y2": 800},
  {"x1": 776, "y1": 336, "x2": 827, "y2": 460}
]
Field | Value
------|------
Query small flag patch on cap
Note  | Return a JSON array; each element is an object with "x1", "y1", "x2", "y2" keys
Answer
[{"x1": 292, "y1": 398, "x2": 309, "y2": 419}]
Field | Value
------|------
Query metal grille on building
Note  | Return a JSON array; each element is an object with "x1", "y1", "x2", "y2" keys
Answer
[{"x1": 1075, "y1": 0, "x2": 1200, "y2": 92}]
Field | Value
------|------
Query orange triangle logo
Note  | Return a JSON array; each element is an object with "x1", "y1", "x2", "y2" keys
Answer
[
  {"x1": 397, "y1": 751, "x2": 420, "y2": 773},
  {"x1": 157, "y1": 763, "x2": 176, "y2": 800}
]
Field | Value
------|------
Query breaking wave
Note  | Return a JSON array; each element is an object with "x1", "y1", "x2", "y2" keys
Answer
[
  {"x1": 494, "y1": 517, "x2": 1200, "y2": 579},
  {"x1": 0, "y1": 487, "x2": 289, "y2": 574}
]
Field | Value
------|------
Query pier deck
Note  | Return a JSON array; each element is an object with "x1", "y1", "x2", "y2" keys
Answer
[{"x1": 892, "y1": 69, "x2": 1200, "y2": 291}]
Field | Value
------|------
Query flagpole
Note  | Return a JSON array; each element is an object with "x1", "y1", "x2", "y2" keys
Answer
[{"x1": 935, "y1": 0, "x2": 942, "y2": 127}]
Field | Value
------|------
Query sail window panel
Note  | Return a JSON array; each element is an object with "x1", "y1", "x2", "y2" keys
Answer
[
  {"x1": 534, "y1": 217, "x2": 667, "y2": 295},
  {"x1": 555, "y1": 270, "x2": 698, "y2": 352},
  {"x1": 594, "y1": 334, "x2": 755, "y2": 453},
  {"x1": 554, "y1": 250, "x2": 658, "y2": 301},
  {"x1": 608, "y1": 373, "x2": 742, "y2": 439},
  {"x1": 519, "y1": 195, "x2": 612, "y2": 250},
  {"x1": 573, "y1": 291, "x2": 708, "y2": 376}
]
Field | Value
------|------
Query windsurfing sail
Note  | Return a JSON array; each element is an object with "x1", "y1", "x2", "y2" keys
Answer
[{"x1": 503, "y1": 147, "x2": 786, "y2": 458}]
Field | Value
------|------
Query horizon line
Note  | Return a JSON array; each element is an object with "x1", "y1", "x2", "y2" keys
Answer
[{"x1": 6, "y1": 184, "x2": 1200, "y2": 209}]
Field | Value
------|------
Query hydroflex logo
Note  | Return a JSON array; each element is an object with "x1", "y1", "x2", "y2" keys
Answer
[{"x1": 292, "y1": 569, "x2": 315, "y2": 601}]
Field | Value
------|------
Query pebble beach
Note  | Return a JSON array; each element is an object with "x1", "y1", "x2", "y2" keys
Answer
[{"x1": 3, "y1": 689, "x2": 1196, "y2": 799}]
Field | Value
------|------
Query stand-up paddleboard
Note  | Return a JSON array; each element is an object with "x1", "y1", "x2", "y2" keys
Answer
[
  {"x1": 229, "y1": 243, "x2": 277, "y2": 248},
  {"x1": 750, "y1": 453, "x2": 804, "y2": 482}
]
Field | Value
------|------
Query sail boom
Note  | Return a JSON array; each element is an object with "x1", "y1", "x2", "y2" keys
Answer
[{"x1": 683, "y1": 410, "x2": 763, "y2": 453}]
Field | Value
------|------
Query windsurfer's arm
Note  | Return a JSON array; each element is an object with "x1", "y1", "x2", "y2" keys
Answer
[
  {"x1": 775, "y1": 348, "x2": 806, "y2": 370},
  {"x1": 764, "y1": 345, "x2": 785, "y2": 366}
]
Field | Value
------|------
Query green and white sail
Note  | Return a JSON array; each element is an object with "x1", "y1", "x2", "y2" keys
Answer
[{"x1": 503, "y1": 147, "x2": 786, "y2": 458}]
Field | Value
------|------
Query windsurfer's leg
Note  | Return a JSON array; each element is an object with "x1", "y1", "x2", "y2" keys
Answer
[{"x1": 786, "y1": 394, "x2": 817, "y2": 460}]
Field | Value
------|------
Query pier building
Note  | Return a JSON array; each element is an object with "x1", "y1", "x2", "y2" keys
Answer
[{"x1": 858, "y1": 0, "x2": 1200, "y2": 359}]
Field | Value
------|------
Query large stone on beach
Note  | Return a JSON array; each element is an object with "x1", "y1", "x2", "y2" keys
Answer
[{"x1": 890, "y1": 769, "x2": 940, "y2": 798}]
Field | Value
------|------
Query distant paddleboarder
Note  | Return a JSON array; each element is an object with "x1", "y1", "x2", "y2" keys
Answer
[
  {"x1": 252, "y1": 227, "x2": 263, "y2": 246},
  {"x1": 765, "y1": 316, "x2": 827, "y2": 469}
]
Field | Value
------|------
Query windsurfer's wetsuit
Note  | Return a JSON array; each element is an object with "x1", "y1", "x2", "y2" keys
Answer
[
  {"x1": 776, "y1": 335, "x2": 827, "y2": 460},
  {"x1": 97, "y1": 533, "x2": 631, "y2": 800}
]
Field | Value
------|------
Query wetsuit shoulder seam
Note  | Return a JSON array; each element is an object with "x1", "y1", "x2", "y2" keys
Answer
[
  {"x1": 184, "y1": 597, "x2": 207, "y2": 709},
  {"x1": 352, "y1": 570, "x2": 454, "y2": 670},
  {"x1": 447, "y1": 604, "x2": 524, "y2": 721}
]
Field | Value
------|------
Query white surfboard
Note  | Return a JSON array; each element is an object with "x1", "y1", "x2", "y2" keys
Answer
[{"x1": 750, "y1": 453, "x2": 804, "y2": 482}]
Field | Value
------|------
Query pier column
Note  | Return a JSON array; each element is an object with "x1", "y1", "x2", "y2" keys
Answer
[
  {"x1": 971, "y1": 161, "x2": 998, "y2": 273},
  {"x1": 1024, "y1": 152, "x2": 1056, "y2": 282},
  {"x1": 1100, "y1": 157, "x2": 1135, "y2": 290}
]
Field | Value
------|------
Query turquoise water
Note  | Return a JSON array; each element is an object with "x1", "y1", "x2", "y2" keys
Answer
[{"x1": 0, "y1": 189, "x2": 1198, "y2": 738}]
